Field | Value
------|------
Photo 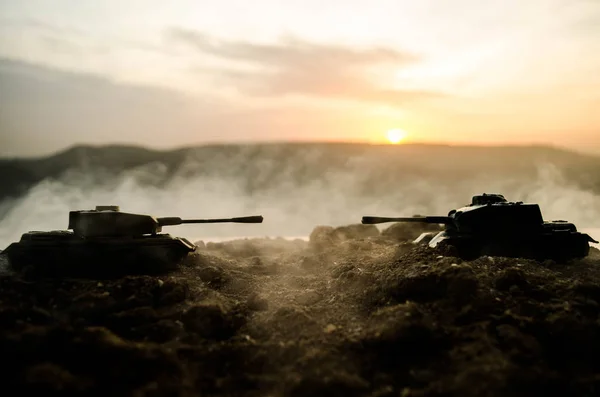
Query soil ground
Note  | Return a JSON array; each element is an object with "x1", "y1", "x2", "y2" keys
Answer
[{"x1": 1, "y1": 224, "x2": 600, "y2": 397}]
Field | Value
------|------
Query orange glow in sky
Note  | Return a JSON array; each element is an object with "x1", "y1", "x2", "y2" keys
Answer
[
  {"x1": 0, "y1": 0, "x2": 599, "y2": 156},
  {"x1": 386, "y1": 128, "x2": 408, "y2": 144}
]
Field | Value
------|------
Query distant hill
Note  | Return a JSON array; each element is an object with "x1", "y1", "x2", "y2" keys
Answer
[{"x1": 1, "y1": 142, "x2": 600, "y2": 203}]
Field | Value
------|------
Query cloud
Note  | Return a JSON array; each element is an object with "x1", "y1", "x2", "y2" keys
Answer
[
  {"x1": 0, "y1": 16, "x2": 85, "y2": 36},
  {"x1": 167, "y1": 28, "x2": 414, "y2": 66},
  {"x1": 0, "y1": 57, "x2": 216, "y2": 156},
  {"x1": 165, "y1": 28, "x2": 443, "y2": 106},
  {"x1": 0, "y1": 57, "x2": 397, "y2": 157}
]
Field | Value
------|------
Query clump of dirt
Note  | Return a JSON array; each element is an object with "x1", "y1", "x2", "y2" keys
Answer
[{"x1": 1, "y1": 233, "x2": 599, "y2": 396}]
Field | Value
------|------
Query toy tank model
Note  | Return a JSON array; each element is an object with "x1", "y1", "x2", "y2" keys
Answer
[
  {"x1": 362, "y1": 193, "x2": 598, "y2": 261},
  {"x1": 3, "y1": 205, "x2": 264, "y2": 278}
]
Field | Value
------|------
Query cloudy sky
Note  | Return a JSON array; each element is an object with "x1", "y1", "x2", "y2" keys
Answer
[{"x1": 0, "y1": 0, "x2": 599, "y2": 157}]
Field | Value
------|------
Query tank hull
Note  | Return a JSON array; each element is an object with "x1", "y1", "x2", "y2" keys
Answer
[
  {"x1": 3, "y1": 231, "x2": 196, "y2": 278},
  {"x1": 427, "y1": 230, "x2": 592, "y2": 261}
]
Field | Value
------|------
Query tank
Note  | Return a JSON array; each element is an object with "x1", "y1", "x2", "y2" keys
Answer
[
  {"x1": 3, "y1": 205, "x2": 264, "y2": 278},
  {"x1": 362, "y1": 193, "x2": 599, "y2": 261}
]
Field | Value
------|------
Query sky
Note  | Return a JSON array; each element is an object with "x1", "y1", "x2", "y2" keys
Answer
[{"x1": 0, "y1": 0, "x2": 599, "y2": 157}]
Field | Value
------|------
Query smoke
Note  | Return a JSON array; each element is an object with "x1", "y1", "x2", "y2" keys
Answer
[{"x1": 1, "y1": 146, "x2": 600, "y2": 249}]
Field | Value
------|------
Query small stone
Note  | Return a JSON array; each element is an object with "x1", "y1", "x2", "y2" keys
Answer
[
  {"x1": 157, "y1": 279, "x2": 164, "y2": 287},
  {"x1": 324, "y1": 324, "x2": 337, "y2": 333},
  {"x1": 242, "y1": 334, "x2": 255, "y2": 342}
]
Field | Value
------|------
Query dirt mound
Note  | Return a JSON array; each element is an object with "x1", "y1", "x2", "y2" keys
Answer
[
  {"x1": 1, "y1": 239, "x2": 600, "y2": 396},
  {"x1": 309, "y1": 224, "x2": 380, "y2": 252},
  {"x1": 380, "y1": 222, "x2": 444, "y2": 242},
  {"x1": 203, "y1": 237, "x2": 308, "y2": 258}
]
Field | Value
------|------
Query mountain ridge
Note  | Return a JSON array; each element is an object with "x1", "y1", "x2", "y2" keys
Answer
[
  {"x1": 1, "y1": 142, "x2": 599, "y2": 204},
  {"x1": 4, "y1": 141, "x2": 600, "y2": 161}
]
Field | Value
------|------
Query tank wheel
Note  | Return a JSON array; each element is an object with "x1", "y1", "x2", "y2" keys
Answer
[
  {"x1": 538, "y1": 235, "x2": 591, "y2": 262},
  {"x1": 557, "y1": 236, "x2": 590, "y2": 261}
]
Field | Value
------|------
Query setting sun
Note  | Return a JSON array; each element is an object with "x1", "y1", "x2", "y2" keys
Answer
[{"x1": 386, "y1": 128, "x2": 408, "y2": 144}]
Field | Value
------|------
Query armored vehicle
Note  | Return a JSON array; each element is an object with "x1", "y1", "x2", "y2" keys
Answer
[
  {"x1": 3, "y1": 205, "x2": 264, "y2": 278},
  {"x1": 362, "y1": 193, "x2": 598, "y2": 261}
]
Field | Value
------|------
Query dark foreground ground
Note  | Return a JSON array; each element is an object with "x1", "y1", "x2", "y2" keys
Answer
[{"x1": 1, "y1": 224, "x2": 600, "y2": 397}]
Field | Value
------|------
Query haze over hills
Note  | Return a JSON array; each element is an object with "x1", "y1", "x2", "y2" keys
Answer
[
  {"x1": 2, "y1": 142, "x2": 600, "y2": 199},
  {"x1": 1, "y1": 142, "x2": 600, "y2": 248}
]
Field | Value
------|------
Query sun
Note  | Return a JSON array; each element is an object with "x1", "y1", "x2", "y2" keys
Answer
[{"x1": 386, "y1": 128, "x2": 408, "y2": 144}]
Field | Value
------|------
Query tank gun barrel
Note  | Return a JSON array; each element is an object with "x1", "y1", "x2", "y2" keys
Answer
[
  {"x1": 157, "y1": 215, "x2": 264, "y2": 226},
  {"x1": 361, "y1": 216, "x2": 451, "y2": 225}
]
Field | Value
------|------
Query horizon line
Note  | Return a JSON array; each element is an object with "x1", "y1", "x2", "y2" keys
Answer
[{"x1": 2, "y1": 138, "x2": 598, "y2": 161}]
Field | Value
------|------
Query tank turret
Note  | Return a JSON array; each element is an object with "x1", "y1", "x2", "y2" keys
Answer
[
  {"x1": 362, "y1": 193, "x2": 598, "y2": 261},
  {"x1": 68, "y1": 205, "x2": 263, "y2": 238},
  {"x1": 2, "y1": 206, "x2": 264, "y2": 278}
]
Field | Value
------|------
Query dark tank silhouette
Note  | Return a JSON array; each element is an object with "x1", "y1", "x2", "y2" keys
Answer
[
  {"x1": 362, "y1": 193, "x2": 598, "y2": 261},
  {"x1": 3, "y1": 205, "x2": 264, "y2": 278}
]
